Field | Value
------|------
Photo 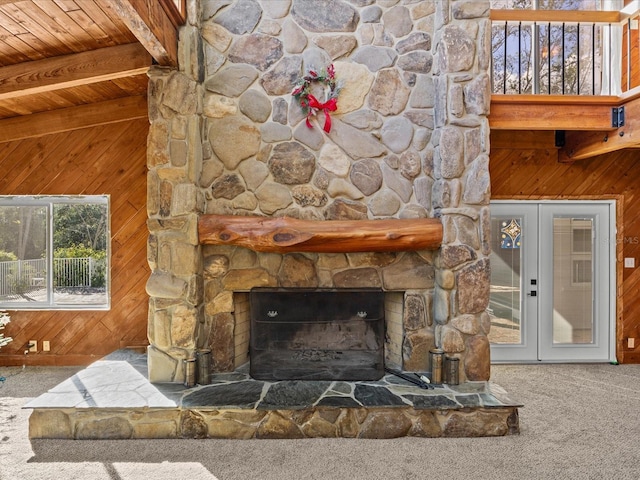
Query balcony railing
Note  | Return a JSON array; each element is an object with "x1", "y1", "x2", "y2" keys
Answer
[{"x1": 491, "y1": 4, "x2": 640, "y2": 97}]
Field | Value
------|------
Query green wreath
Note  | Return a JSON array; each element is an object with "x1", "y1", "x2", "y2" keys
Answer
[{"x1": 291, "y1": 64, "x2": 340, "y2": 133}]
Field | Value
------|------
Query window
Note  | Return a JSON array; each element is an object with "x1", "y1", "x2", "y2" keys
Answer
[{"x1": 0, "y1": 196, "x2": 109, "y2": 310}]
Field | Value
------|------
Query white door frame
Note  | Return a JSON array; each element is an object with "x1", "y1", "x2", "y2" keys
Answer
[{"x1": 489, "y1": 200, "x2": 617, "y2": 364}]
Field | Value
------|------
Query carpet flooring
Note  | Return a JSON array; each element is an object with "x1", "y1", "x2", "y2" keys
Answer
[{"x1": 1, "y1": 362, "x2": 639, "y2": 480}]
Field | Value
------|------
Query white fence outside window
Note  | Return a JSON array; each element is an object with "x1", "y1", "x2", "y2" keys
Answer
[{"x1": 0, "y1": 258, "x2": 99, "y2": 297}]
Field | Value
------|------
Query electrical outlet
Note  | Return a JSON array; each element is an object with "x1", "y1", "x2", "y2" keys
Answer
[
  {"x1": 628, "y1": 338, "x2": 636, "y2": 349},
  {"x1": 42, "y1": 340, "x2": 50, "y2": 352},
  {"x1": 29, "y1": 340, "x2": 37, "y2": 353}
]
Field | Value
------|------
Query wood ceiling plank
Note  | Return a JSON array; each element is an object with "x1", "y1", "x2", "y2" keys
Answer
[
  {"x1": 0, "y1": 0, "x2": 31, "y2": 5},
  {"x1": 31, "y1": 0, "x2": 95, "y2": 50},
  {"x1": 110, "y1": 74, "x2": 149, "y2": 96},
  {"x1": 0, "y1": 39, "x2": 29, "y2": 67},
  {"x1": 83, "y1": 0, "x2": 137, "y2": 43},
  {"x1": 0, "y1": 43, "x2": 151, "y2": 100},
  {"x1": 64, "y1": 9, "x2": 114, "y2": 46},
  {"x1": 52, "y1": 0, "x2": 80, "y2": 12},
  {"x1": 23, "y1": 1, "x2": 80, "y2": 39},
  {"x1": 0, "y1": 29, "x2": 47, "y2": 63},
  {"x1": 0, "y1": 2, "x2": 76, "y2": 57},
  {"x1": 0, "y1": 9, "x2": 28, "y2": 35},
  {"x1": 0, "y1": 95, "x2": 148, "y2": 143},
  {"x1": 67, "y1": 81, "x2": 130, "y2": 100},
  {"x1": 0, "y1": 90, "x2": 76, "y2": 118}
]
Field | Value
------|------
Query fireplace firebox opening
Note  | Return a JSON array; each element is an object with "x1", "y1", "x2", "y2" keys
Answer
[{"x1": 249, "y1": 288, "x2": 386, "y2": 381}]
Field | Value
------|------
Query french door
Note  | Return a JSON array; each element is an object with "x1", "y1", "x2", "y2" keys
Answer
[{"x1": 489, "y1": 201, "x2": 615, "y2": 363}]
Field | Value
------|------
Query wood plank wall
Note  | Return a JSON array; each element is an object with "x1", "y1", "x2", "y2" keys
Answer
[
  {"x1": 490, "y1": 140, "x2": 640, "y2": 363},
  {"x1": 622, "y1": 17, "x2": 640, "y2": 91},
  {"x1": 0, "y1": 119, "x2": 150, "y2": 366}
]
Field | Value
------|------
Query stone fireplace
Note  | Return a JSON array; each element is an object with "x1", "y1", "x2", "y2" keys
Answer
[
  {"x1": 145, "y1": 0, "x2": 492, "y2": 389},
  {"x1": 24, "y1": 0, "x2": 520, "y2": 441}
]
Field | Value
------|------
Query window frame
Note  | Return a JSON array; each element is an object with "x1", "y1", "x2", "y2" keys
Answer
[{"x1": 0, "y1": 195, "x2": 111, "y2": 311}]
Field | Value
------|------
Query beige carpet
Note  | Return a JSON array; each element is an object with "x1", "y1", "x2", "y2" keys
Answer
[{"x1": 1, "y1": 362, "x2": 639, "y2": 480}]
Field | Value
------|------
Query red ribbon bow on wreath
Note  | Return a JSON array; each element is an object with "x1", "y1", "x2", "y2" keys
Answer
[
  {"x1": 292, "y1": 64, "x2": 341, "y2": 134},
  {"x1": 305, "y1": 95, "x2": 338, "y2": 133}
]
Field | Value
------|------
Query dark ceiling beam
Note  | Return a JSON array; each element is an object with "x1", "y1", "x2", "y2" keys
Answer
[{"x1": 0, "y1": 43, "x2": 151, "y2": 101}]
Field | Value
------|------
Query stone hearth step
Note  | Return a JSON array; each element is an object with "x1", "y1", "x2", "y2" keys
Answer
[{"x1": 25, "y1": 350, "x2": 521, "y2": 440}]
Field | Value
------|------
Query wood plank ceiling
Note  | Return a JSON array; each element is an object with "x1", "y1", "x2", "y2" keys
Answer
[{"x1": 0, "y1": 0, "x2": 185, "y2": 143}]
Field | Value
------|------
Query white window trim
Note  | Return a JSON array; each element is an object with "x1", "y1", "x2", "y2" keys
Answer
[{"x1": 0, "y1": 195, "x2": 111, "y2": 311}]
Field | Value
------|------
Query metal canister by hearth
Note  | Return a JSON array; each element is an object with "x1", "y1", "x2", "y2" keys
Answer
[
  {"x1": 444, "y1": 355, "x2": 459, "y2": 385},
  {"x1": 429, "y1": 348, "x2": 444, "y2": 384},
  {"x1": 183, "y1": 357, "x2": 196, "y2": 388},
  {"x1": 196, "y1": 348, "x2": 212, "y2": 385}
]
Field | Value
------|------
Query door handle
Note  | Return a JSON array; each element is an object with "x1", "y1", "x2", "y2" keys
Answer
[{"x1": 527, "y1": 291, "x2": 537, "y2": 297}]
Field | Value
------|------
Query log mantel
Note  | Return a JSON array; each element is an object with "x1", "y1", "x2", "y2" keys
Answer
[{"x1": 198, "y1": 215, "x2": 443, "y2": 254}]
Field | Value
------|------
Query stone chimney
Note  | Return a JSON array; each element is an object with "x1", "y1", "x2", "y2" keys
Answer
[{"x1": 145, "y1": 0, "x2": 492, "y2": 384}]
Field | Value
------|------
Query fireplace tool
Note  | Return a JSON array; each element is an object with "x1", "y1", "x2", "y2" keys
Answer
[{"x1": 384, "y1": 367, "x2": 442, "y2": 389}]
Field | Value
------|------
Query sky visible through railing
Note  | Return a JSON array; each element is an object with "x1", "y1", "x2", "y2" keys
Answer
[{"x1": 490, "y1": 0, "x2": 635, "y2": 95}]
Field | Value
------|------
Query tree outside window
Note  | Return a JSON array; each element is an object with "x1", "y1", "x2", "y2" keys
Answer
[{"x1": 0, "y1": 196, "x2": 109, "y2": 309}]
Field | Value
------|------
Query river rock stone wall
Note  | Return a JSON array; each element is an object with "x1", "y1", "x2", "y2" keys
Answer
[{"x1": 145, "y1": 0, "x2": 492, "y2": 384}]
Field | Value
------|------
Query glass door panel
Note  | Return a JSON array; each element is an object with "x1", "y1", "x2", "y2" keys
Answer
[
  {"x1": 489, "y1": 203, "x2": 538, "y2": 362},
  {"x1": 552, "y1": 217, "x2": 594, "y2": 345},
  {"x1": 489, "y1": 216, "x2": 523, "y2": 345},
  {"x1": 539, "y1": 203, "x2": 612, "y2": 362}
]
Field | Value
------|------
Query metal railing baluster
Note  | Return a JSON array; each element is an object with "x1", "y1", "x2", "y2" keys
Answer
[
  {"x1": 518, "y1": 22, "x2": 522, "y2": 94},
  {"x1": 548, "y1": 22, "x2": 551, "y2": 94},
  {"x1": 562, "y1": 22, "x2": 566, "y2": 95},
  {"x1": 592, "y1": 23, "x2": 596, "y2": 95},
  {"x1": 503, "y1": 22, "x2": 508, "y2": 94}
]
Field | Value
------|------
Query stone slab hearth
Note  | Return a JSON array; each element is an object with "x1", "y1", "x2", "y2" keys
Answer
[{"x1": 25, "y1": 350, "x2": 520, "y2": 440}]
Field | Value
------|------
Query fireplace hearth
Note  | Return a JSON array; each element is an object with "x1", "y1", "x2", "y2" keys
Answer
[
  {"x1": 250, "y1": 288, "x2": 385, "y2": 381},
  {"x1": 26, "y1": 350, "x2": 522, "y2": 440}
]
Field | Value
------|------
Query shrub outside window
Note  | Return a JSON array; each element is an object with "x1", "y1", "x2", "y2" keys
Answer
[{"x1": 0, "y1": 196, "x2": 110, "y2": 310}]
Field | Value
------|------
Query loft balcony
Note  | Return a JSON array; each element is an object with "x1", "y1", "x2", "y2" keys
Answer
[{"x1": 489, "y1": 2, "x2": 640, "y2": 161}]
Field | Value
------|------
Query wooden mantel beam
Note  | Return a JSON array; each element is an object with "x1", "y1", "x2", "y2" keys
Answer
[
  {"x1": 198, "y1": 215, "x2": 443, "y2": 254},
  {"x1": 0, "y1": 43, "x2": 151, "y2": 101}
]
